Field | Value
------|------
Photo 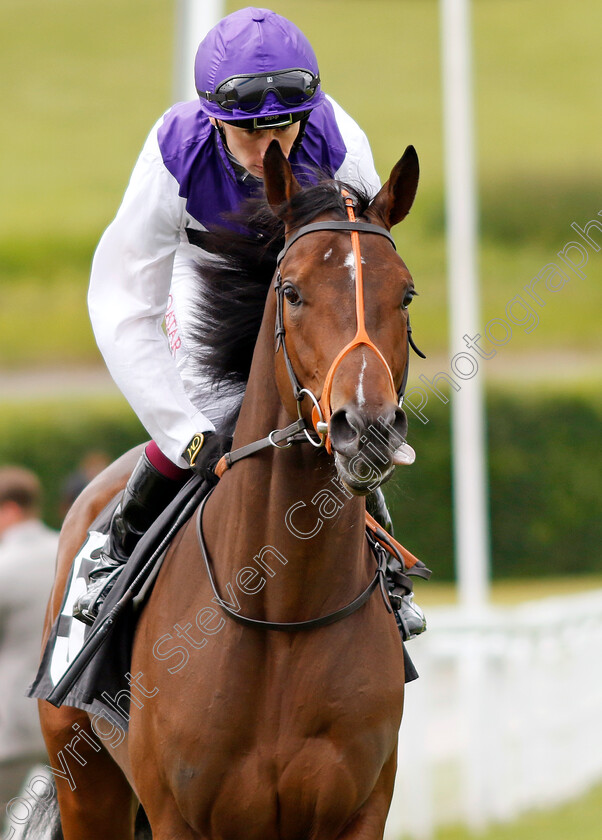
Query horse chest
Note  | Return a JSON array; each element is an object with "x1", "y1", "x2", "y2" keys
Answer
[
  {"x1": 133, "y1": 621, "x2": 402, "y2": 838},
  {"x1": 163, "y1": 695, "x2": 400, "y2": 840}
]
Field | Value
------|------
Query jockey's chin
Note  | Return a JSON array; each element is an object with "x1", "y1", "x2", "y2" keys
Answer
[{"x1": 216, "y1": 119, "x2": 301, "y2": 177}]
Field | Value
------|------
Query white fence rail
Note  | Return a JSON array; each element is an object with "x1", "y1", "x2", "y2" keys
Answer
[{"x1": 386, "y1": 589, "x2": 602, "y2": 839}]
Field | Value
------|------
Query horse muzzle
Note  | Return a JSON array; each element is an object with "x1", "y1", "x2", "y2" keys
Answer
[{"x1": 329, "y1": 405, "x2": 414, "y2": 495}]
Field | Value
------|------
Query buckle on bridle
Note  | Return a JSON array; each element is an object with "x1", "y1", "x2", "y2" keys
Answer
[
  {"x1": 267, "y1": 429, "x2": 294, "y2": 449},
  {"x1": 296, "y1": 388, "x2": 327, "y2": 448}
]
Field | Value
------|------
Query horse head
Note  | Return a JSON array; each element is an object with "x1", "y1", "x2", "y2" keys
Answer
[{"x1": 263, "y1": 141, "x2": 420, "y2": 495}]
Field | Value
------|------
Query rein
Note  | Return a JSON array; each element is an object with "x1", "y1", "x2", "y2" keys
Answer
[
  {"x1": 205, "y1": 192, "x2": 430, "y2": 631},
  {"x1": 195, "y1": 489, "x2": 392, "y2": 632}
]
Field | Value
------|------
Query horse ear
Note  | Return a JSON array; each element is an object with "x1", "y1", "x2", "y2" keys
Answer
[
  {"x1": 263, "y1": 139, "x2": 302, "y2": 212},
  {"x1": 369, "y1": 145, "x2": 419, "y2": 229}
]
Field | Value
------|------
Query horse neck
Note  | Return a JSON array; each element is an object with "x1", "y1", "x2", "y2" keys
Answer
[{"x1": 204, "y1": 289, "x2": 369, "y2": 619}]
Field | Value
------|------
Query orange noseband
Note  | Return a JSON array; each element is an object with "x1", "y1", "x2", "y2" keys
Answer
[
  {"x1": 311, "y1": 192, "x2": 397, "y2": 452},
  {"x1": 274, "y1": 191, "x2": 402, "y2": 452}
]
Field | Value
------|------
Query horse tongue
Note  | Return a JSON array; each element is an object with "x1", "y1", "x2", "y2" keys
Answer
[{"x1": 392, "y1": 442, "x2": 416, "y2": 466}]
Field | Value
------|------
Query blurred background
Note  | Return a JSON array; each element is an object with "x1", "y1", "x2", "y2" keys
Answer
[{"x1": 1, "y1": 1, "x2": 600, "y2": 838}]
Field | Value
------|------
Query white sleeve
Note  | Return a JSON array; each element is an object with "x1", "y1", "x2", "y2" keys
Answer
[
  {"x1": 88, "y1": 120, "x2": 214, "y2": 468},
  {"x1": 327, "y1": 96, "x2": 382, "y2": 197}
]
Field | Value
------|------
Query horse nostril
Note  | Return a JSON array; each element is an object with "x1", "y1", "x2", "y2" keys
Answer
[
  {"x1": 373, "y1": 407, "x2": 409, "y2": 453},
  {"x1": 372, "y1": 407, "x2": 408, "y2": 446},
  {"x1": 392, "y1": 407, "x2": 408, "y2": 442},
  {"x1": 329, "y1": 408, "x2": 363, "y2": 456}
]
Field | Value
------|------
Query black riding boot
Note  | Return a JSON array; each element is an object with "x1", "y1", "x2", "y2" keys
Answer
[
  {"x1": 72, "y1": 452, "x2": 185, "y2": 626},
  {"x1": 367, "y1": 488, "x2": 427, "y2": 641}
]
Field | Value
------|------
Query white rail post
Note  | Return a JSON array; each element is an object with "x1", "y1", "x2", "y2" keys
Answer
[
  {"x1": 440, "y1": 0, "x2": 491, "y2": 611},
  {"x1": 174, "y1": 0, "x2": 225, "y2": 102}
]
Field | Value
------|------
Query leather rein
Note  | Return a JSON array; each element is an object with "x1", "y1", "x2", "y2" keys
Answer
[
  {"x1": 203, "y1": 192, "x2": 427, "y2": 632},
  {"x1": 196, "y1": 488, "x2": 394, "y2": 632}
]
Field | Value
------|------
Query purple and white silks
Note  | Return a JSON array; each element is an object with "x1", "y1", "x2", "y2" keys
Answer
[
  {"x1": 88, "y1": 96, "x2": 381, "y2": 467},
  {"x1": 157, "y1": 98, "x2": 347, "y2": 233}
]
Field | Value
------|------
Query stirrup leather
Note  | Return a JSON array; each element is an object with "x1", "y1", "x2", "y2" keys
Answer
[{"x1": 365, "y1": 511, "x2": 430, "y2": 641}]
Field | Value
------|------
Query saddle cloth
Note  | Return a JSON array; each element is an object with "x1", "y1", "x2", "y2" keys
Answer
[
  {"x1": 27, "y1": 475, "x2": 209, "y2": 729},
  {"x1": 28, "y1": 476, "x2": 417, "y2": 731}
]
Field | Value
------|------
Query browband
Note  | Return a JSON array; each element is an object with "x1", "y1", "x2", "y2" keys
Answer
[{"x1": 277, "y1": 221, "x2": 396, "y2": 266}]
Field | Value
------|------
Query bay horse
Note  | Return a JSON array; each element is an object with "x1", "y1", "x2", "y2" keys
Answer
[{"x1": 36, "y1": 141, "x2": 420, "y2": 839}]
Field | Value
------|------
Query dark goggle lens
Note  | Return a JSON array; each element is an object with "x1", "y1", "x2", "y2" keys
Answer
[{"x1": 208, "y1": 70, "x2": 319, "y2": 112}]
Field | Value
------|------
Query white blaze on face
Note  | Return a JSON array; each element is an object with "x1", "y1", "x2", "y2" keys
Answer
[
  {"x1": 357, "y1": 353, "x2": 368, "y2": 408},
  {"x1": 323, "y1": 248, "x2": 332, "y2": 261},
  {"x1": 343, "y1": 250, "x2": 355, "y2": 285}
]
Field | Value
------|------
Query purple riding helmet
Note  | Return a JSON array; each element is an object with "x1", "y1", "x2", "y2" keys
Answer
[{"x1": 195, "y1": 7, "x2": 325, "y2": 129}]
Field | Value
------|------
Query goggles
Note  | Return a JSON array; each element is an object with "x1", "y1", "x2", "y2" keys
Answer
[{"x1": 200, "y1": 68, "x2": 320, "y2": 113}]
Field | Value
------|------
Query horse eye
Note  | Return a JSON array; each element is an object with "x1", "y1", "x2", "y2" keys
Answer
[
  {"x1": 402, "y1": 289, "x2": 417, "y2": 310},
  {"x1": 283, "y1": 285, "x2": 302, "y2": 306}
]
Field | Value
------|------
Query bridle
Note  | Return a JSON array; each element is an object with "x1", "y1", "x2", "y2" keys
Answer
[
  {"x1": 215, "y1": 189, "x2": 425, "y2": 475},
  {"x1": 274, "y1": 190, "x2": 425, "y2": 453},
  {"x1": 204, "y1": 192, "x2": 430, "y2": 632}
]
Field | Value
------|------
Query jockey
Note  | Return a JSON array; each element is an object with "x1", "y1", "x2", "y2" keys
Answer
[{"x1": 73, "y1": 7, "x2": 426, "y2": 641}]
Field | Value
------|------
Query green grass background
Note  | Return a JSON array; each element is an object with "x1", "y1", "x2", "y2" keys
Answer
[
  {"x1": 1, "y1": 0, "x2": 600, "y2": 580},
  {"x1": 1, "y1": 385, "x2": 600, "y2": 585},
  {"x1": 1, "y1": 0, "x2": 601, "y2": 364},
  {"x1": 1, "y1": 5, "x2": 600, "y2": 833},
  {"x1": 431, "y1": 780, "x2": 602, "y2": 840},
  {"x1": 1, "y1": 0, "x2": 599, "y2": 556}
]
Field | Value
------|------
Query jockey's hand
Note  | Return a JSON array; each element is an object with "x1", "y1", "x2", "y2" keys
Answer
[{"x1": 183, "y1": 432, "x2": 231, "y2": 483}]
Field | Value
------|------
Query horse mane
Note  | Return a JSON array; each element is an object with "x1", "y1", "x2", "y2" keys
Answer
[{"x1": 188, "y1": 178, "x2": 375, "y2": 389}]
